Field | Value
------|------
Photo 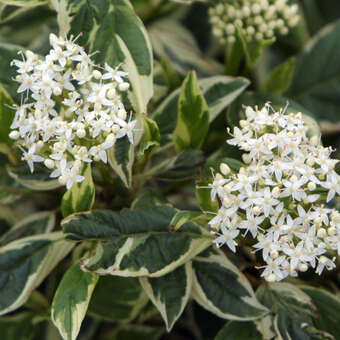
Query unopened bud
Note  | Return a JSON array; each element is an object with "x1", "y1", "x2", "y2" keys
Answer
[
  {"x1": 53, "y1": 87, "x2": 62, "y2": 96},
  {"x1": 9, "y1": 131, "x2": 20, "y2": 140},
  {"x1": 307, "y1": 182, "x2": 316, "y2": 191},
  {"x1": 242, "y1": 153, "x2": 251, "y2": 164},
  {"x1": 92, "y1": 70, "x2": 102, "y2": 80},
  {"x1": 317, "y1": 228, "x2": 327, "y2": 238},
  {"x1": 44, "y1": 159, "x2": 55, "y2": 169},
  {"x1": 220, "y1": 163, "x2": 231, "y2": 176},
  {"x1": 239, "y1": 120, "x2": 247, "y2": 128},
  {"x1": 298, "y1": 263, "x2": 308, "y2": 272},
  {"x1": 310, "y1": 135, "x2": 319, "y2": 146},
  {"x1": 76, "y1": 129, "x2": 86, "y2": 138},
  {"x1": 106, "y1": 133, "x2": 116, "y2": 143},
  {"x1": 118, "y1": 82, "x2": 130, "y2": 92},
  {"x1": 328, "y1": 226, "x2": 337, "y2": 236},
  {"x1": 58, "y1": 175, "x2": 67, "y2": 185},
  {"x1": 252, "y1": 206, "x2": 261, "y2": 215},
  {"x1": 111, "y1": 124, "x2": 120, "y2": 133},
  {"x1": 265, "y1": 274, "x2": 277, "y2": 282},
  {"x1": 117, "y1": 109, "x2": 127, "y2": 120},
  {"x1": 106, "y1": 88, "x2": 116, "y2": 99},
  {"x1": 272, "y1": 186, "x2": 281, "y2": 197},
  {"x1": 270, "y1": 250, "x2": 279, "y2": 259}
]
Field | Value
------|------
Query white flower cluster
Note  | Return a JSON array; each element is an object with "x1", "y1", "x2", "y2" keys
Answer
[
  {"x1": 208, "y1": 104, "x2": 340, "y2": 282},
  {"x1": 9, "y1": 34, "x2": 136, "y2": 190},
  {"x1": 208, "y1": 0, "x2": 299, "y2": 44}
]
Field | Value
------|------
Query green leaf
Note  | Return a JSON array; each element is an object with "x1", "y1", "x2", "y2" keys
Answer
[
  {"x1": 0, "y1": 0, "x2": 47, "y2": 7},
  {"x1": 300, "y1": 286, "x2": 340, "y2": 339},
  {"x1": 61, "y1": 163, "x2": 95, "y2": 217},
  {"x1": 8, "y1": 165, "x2": 61, "y2": 191},
  {"x1": 140, "y1": 262, "x2": 192, "y2": 331},
  {"x1": 170, "y1": 210, "x2": 203, "y2": 231},
  {"x1": 263, "y1": 57, "x2": 296, "y2": 95},
  {"x1": 107, "y1": 136, "x2": 135, "y2": 188},
  {"x1": 58, "y1": 0, "x2": 153, "y2": 115},
  {"x1": 136, "y1": 117, "x2": 160, "y2": 159},
  {"x1": 0, "y1": 312, "x2": 35, "y2": 340},
  {"x1": 149, "y1": 18, "x2": 223, "y2": 77},
  {"x1": 196, "y1": 180, "x2": 219, "y2": 214},
  {"x1": 102, "y1": 325, "x2": 163, "y2": 340},
  {"x1": 0, "y1": 211, "x2": 55, "y2": 246},
  {"x1": 192, "y1": 248, "x2": 268, "y2": 321},
  {"x1": 51, "y1": 264, "x2": 98, "y2": 340},
  {"x1": 256, "y1": 282, "x2": 318, "y2": 340},
  {"x1": 215, "y1": 321, "x2": 262, "y2": 340},
  {"x1": 88, "y1": 276, "x2": 148, "y2": 322},
  {"x1": 62, "y1": 206, "x2": 212, "y2": 277},
  {"x1": 0, "y1": 232, "x2": 73, "y2": 316},
  {"x1": 0, "y1": 84, "x2": 14, "y2": 146},
  {"x1": 173, "y1": 71, "x2": 209, "y2": 150},
  {"x1": 154, "y1": 76, "x2": 249, "y2": 145},
  {"x1": 286, "y1": 19, "x2": 340, "y2": 126}
]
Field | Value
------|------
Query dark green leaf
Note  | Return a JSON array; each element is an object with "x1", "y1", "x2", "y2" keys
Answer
[{"x1": 215, "y1": 321, "x2": 261, "y2": 340}]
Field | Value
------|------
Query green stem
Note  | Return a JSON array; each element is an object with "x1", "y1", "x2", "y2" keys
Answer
[{"x1": 225, "y1": 39, "x2": 244, "y2": 76}]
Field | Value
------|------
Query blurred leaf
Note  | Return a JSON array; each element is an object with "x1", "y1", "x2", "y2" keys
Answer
[
  {"x1": 215, "y1": 321, "x2": 261, "y2": 340},
  {"x1": 89, "y1": 276, "x2": 148, "y2": 322},
  {"x1": 102, "y1": 325, "x2": 163, "y2": 340},
  {"x1": 263, "y1": 57, "x2": 296, "y2": 94},
  {"x1": 0, "y1": 312, "x2": 35, "y2": 340},
  {"x1": 149, "y1": 18, "x2": 223, "y2": 77},
  {"x1": 196, "y1": 180, "x2": 219, "y2": 214},
  {"x1": 140, "y1": 262, "x2": 192, "y2": 331},
  {"x1": 8, "y1": 164, "x2": 61, "y2": 191},
  {"x1": 301, "y1": 286, "x2": 340, "y2": 339},
  {"x1": 0, "y1": 84, "x2": 14, "y2": 146},
  {"x1": 286, "y1": 19, "x2": 340, "y2": 125},
  {"x1": 137, "y1": 117, "x2": 160, "y2": 160},
  {"x1": 154, "y1": 76, "x2": 249, "y2": 146},
  {"x1": 51, "y1": 264, "x2": 98, "y2": 340},
  {"x1": 203, "y1": 157, "x2": 244, "y2": 179},
  {"x1": 62, "y1": 206, "x2": 212, "y2": 277},
  {"x1": 61, "y1": 163, "x2": 95, "y2": 217},
  {"x1": 0, "y1": 232, "x2": 73, "y2": 316},
  {"x1": 170, "y1": 210, "x2": 203, "y2": 231},
  {"x1": 174, "y1": 71, "x2": 209, "y2": 151},
  {"x1": 0, "y1": 210, "x2": 55, "y2": 246},
  {"x1": 192, "y1": 248, "x2": 268, "y2": 320},
  {"x1": 0, "y1": 0, "x2": 47, "y2": 7}
]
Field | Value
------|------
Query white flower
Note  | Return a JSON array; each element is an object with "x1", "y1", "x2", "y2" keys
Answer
[
  {"x1": 213, "y1": 225, "x2": 239, "y2": 252},
  {"x1": 9, "y1": 34, "x2": 135, "y2": 190}
]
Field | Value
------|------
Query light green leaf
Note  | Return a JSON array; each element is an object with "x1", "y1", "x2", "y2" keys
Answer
[
  {"x1": 173, "y1": 71, "x2": 209, "y2": 150},
  {"x1": 263, "y1": 57, "x2": 296, "y2": 95},
  {"x1": 88, "y1": 276, "x2": 148, "y2": 322},
  {"x1": 102, "y1": 325, "x2": 163, "y2": 340},
  {"x1": 256, "y1": 282, "x2": 319, "y2": 340},
  {"x1": 62, "y1": 206, "x2": 212, "y2": 277},
  {"x1": 286, "y1": 19, "x2": 340, "y2": 126},
  {"x1": 0, "y1": 312, "x2": 35, "y2": 340},
  {"x1": 140, "y1": 262, "x2": 192, "y2": 331},
  {"x1": 170, "y1": 210, "x2": 203, "y2": 231},
  {"x1": 61, "y1": 163, "x2": 95, "y2": 217},
  {"x1": 51, "y1": 264, "x2": 98, "y2": 340},
  {"x1": 0, "y1": 0, "x2": 47, "y2": 7},
  {"x1": 8, "y1": 165, "x2": 61, "y2": 191},
  {"x1": 215, "y1": 321, "x2": 262, "y2": 340},
  {"x1": 149, "y1": 19, "x2": 223, "y2": 77},
  {"x1": 300, "y1": 286, "x2": 340, "y2": 339},
  {"x1": 0, "y1": 232, "x2": 73, "y2": 316},
  {"x1": 0, "y1": 84, "x2": 14, "y2": 146},
  {"x1": 192, "y1": 248, "x2": 268, "y2": 321},
  {"x1": 153, "y1": 76, "x2": 249, "y2": 145},
  {"x1": 0, "y1": 211, "x2": 55, "y2": 246}
]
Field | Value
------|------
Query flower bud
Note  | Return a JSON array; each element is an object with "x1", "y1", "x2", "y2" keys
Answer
[
  {"x1": 220, "y1": 163, "x2": 231, "y2": 176},
  {"x1": 239, "y1": 120, "x2": 248, "y2": 128},
  {"x1": 242, "y1": 153, "x2": 251, "y2": 164},
  {"x1": 265, "y1": 274, "x2": 277, "y2": 282},
  {"x1": 310, "y1": 135, "x2": 319, "y2": 146},
  {"x1": 58, "y1": 175, "x2": 67, "y2": 185},
  {"x1": 298, "y1": 263, "x2": 308, "y2": 272},
  {"x1": 272, "y1": 186, "x2": 281, "y2": 197},
  {"x1": 92, "y1": 70, "x2": 102, "y2": 80},
  {"x1": 111, "y1": 124, "x2": 120, "y2": 133},
  {"x1": 252, "y1": 206, "x2": 261, "y2": 215},
  {"x1": 9, "y1": 131, "x2": 20, "y2": 140},
  {"x1": 36, "y1": 140, "x2": 44, "y2": 151},
  {"x1": 44, "y1": 159, "x2": 55, "y2": 169},
  {"x1": 118, "y1": 82, "x2": 130, "y2": 92},
  {"x1": 106, "y1": 88, "x2": 116, "y2": 99},
  {"x1": 118, "y1": 109, "x2": 127, "y2": 120},
  {"x1": 106, "y1": 133, "x2": 116, "y2": 144},
  {"x1": 317, "y1": 228, "x2": 327, "y2": 238},
  {"x1": 53, "y1": 87, "x2": 62, "y2": 96},
  {"x1": 270, "y1": 250, "x2": 279, "y2": 259},
  {"x1": 307, "y1": 182, "x2": 316, "y2": 191},
  {"x1": 76, "y1": 129, "x2": 86, "y2": 138},
  {"x1": 328, "y1": 227, "x2": 337, "y2": 236}
]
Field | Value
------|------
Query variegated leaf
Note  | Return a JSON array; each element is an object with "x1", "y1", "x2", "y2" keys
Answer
[
  {"x1": 192, "y1": 248, "x2": 268, "y2": 320},
  {"x1": 170, "y1": 210, "x2": 203, "y2": 231},
  {"x1": 62, "y1": 206, "x2": 212, "y2": 277},
  {"x1": 51, "y1": 264, "x2": 99, "y2": 340},
  {"x1": 153, "y1": 76, "x2": 249, "y2": 145},
  {"x1": 256, "y1": 282, "x2": 321, "y2": 340},
  {"x1": 0, "y1": 312, "x2": 35, "y2": 340},
  {"x1": 61, "y1": 163, "x2": 95, "y2": 217},
  {"x1": 0, "y1": 210, "x2": 55, "y2": 246},
  {"x1": 215, "y1": 321, "x2": 262, "y2": 340},
  {"x1": 102, "y1": 325, "x2": 164, "y2": 340},
  {"x1": 89, "y1": 276, "x2": 148, "y2": 322},
  {"x1": 0, "y1": 0, "x2": 47, "y2": 7},
  {"x1": 8, "y1": 165, "x2": 61, "y2": 191},
  {"x1": 140, "y1": 262, "x2": 192, "y2": 331},
  {"x1": 0, "y1": 84, "x2": 14, "y2": 146},
  {"x1": 173, "y1": 71, "x2": 209, "y2": 151},
  {"x1": 149, "y1": 19, "x2": 223, "y2": 77},
  {"x1": 0, "y1": 232, "x2": 73, "y2": 316}
]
